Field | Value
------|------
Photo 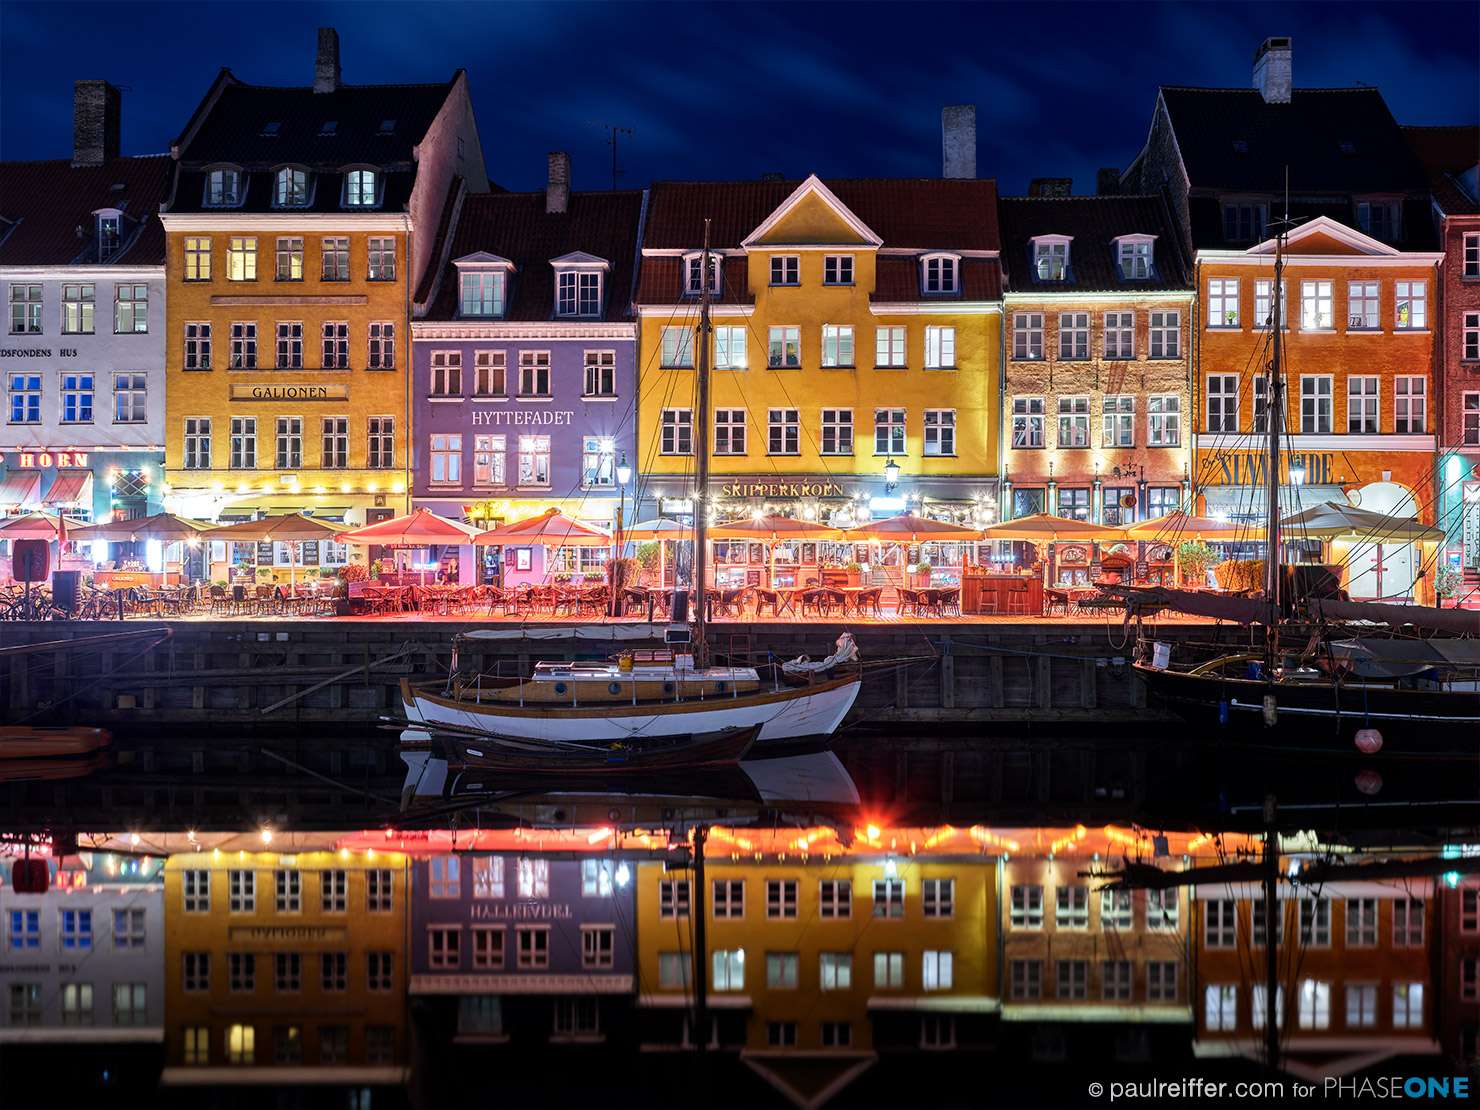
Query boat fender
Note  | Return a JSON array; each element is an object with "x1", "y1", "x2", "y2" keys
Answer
[
  {"x1": 608, "y1": 682, "x2": 623, "y2": 695},
  {"x1": 1261, "y1": 695, "x2": 1277, "y2": 727},
  {"x1": 1354, "y1": 728, "x2": 1383, "y2": 754},
  {"x1": 1218, "y1": 701, "x2": 1230, "y2": 727},
  {"x1": 1245, "y1": 661, "x2": 1262, "y2": 681},
  {"x1": 11, "y1": 858, "x2": 48, "y2": 894}
]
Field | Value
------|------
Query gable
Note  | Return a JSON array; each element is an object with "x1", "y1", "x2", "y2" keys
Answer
[
  {"x1": 743, "y1": 174, "x2": 883, "y2": 249},
  {"x1": 1247, "y1": 215, "x2": 1399, "y2": 258},
  {"x1": 1283, "y1": 231, "x2": 1365, "y2": 256}
]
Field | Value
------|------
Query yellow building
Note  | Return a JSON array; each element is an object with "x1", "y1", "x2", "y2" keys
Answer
[
  {"x1": 634, "y1": 835, "x2": 998, "y2": 1103},
  {"x1": 634, "y1": 175, "x2": 1003, "y2": 541},
  {"x1": 159, "y1": 849, "x2": 408, "y2": 1089},
  {"x1": 158, "y1": 28, "x2": 487, "y2": 562}
]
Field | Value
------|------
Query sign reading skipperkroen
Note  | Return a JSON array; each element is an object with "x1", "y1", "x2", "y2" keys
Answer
[{"x1": 230, "y1": 384, "x2": 350, "y2": 401}]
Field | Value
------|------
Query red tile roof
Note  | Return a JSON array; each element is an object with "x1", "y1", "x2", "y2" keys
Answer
[
  {"x1": 423, "y1": 189, "x2": 645, "y2": 322},
  {"x1": 0, "y1": 155, "x2": 171, "y2": 266},
  {"x1": 641, "y1": 177, "x2": 1000, "y2": 252},
  {"x1": 633, "y1": 254, "x2": 753, "y2": 307},
  {"x1": 1403, "y1": 125, "x2": 1480, "y2": 217}
]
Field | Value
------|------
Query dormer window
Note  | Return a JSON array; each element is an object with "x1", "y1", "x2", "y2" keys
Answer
[
  {"x1": 261, "y1": 122, "x2": 281, "y2": 137},
  {"x1": 1114, "y1": 235, "x2": 1156, "y2": 280},
  {"x1": 378, "y1": 120, "x2": 395, "y2": 134},
  {"x1": 204, "y1": 168, "x2": 242, "y2": 207},
  {"x1": 922, "y1": 253, "x2": 959, "y2": 295},
  {"x1": 274, "y1": 167, "x2": 310, "y2": 208},
  {"x1": 98, "y1": 216, "x2": 121, "y2": 262},
  {"x1": 1357, "y1": 199, "x2": 1401, "y2": 241},
  {"x1": 551, "y1": 252, "x2": 610, "y2": 318},
  {"x1": 343, "y1": 169, "x2": 380, "y2": 208},
  {"x1": 684, "y1": 252, "x2": 722, "y2": 296},
  {"x1": 1223, "y1": 200, "x2": 1267, "y2": 243},
  {"x1": 1031, "y1": 238, "x2": 1071, "y2": 282},
  {"x1": 453, "y1": 253, "x2": 515, "y2": 318}
]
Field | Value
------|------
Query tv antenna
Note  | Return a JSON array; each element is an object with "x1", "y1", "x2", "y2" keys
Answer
[{"x1": 586, "y1": 120, "x2": 635, "y2": 191}]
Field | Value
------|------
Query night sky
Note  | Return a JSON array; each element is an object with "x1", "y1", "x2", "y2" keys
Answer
[{"x1": 1, "y1": 1, "x2": 1475, "y2": 197}]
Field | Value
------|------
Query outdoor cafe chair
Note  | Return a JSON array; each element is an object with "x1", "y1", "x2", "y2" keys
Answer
[
  {"x1": 896, "y1": 587, "x2": 921, "y2": 617},
  {"x1": 754, "y1": 587, "x2": 781, "y2": 617},
  {"x1": 854, "y1": 587, "x2": 884, "y2": 618}
]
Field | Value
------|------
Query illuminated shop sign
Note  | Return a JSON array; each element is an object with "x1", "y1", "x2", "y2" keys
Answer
[
  {"x1": 1207, "y1": 451, "x2": 1334, "y2": 486},
  {"x1": 0, "y1": 451, "x2": 90, "y2": 468},
  {"x1": 720, "y1": 481, "x2": 846, "y2": 499},
  {"x1": 470, "y1": 410, "x2": 576, "y2": 426},
  {"x1": 230, "y1": 383, "x2": 350, "y2": 401}
]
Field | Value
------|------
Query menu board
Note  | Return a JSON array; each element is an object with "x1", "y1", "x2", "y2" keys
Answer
[
  {"x1": 302, "y1": 541, "x2": 320, "y2": 566},
  {"x1": 256, "y1": 541, "x2": 275, "y2": 564}
]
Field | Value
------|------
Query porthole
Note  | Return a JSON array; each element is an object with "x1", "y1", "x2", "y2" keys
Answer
[
  {"x1": 608, "y1": 682, "x2": 623, "y2": 695},
  {"x1": 715, "y1": 680, "x2": 728, "y2": 693},
  {"x1": 662, "y1": 682, "x2": 676, "y2": 695},
  {"x1": 554, "y1": 682, "x2": 567, "y2": 695}
]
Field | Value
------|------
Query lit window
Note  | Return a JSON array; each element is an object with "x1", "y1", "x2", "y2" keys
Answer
[
  {"x1": 274, "y1": 168, "x2": 309, "y2": 207},
  {"x1": 206, "y1": 168, "x2": 240, "y2": 206},
  {"x1": 461, "y1": 272, "x2": 505, "y2": 316},
  {"x1": 1034, "y1": 240, "x2": 1068, "y2": 280},
  {"x1": 345, "y1": 168, "x2": 378, "y2": 207}
]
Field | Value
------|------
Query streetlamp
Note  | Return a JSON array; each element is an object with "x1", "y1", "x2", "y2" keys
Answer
[
  {"x1": 610, "y1": 451, "x2": 632, "y2": 616},
  {"x1": 883, "y1": 457, "x2": 900, "y2": 493}
]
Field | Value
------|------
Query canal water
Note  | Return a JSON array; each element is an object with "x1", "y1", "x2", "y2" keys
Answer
[{"x1": 1, "y1": 725, "x2": 1476, "y2": 1108}]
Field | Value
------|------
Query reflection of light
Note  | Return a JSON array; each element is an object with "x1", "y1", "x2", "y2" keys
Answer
[
  {"x1": 261, "y1": 827, "x2": 272, "y2": 844},
  {"x1": 615, "y1": 861, "x2": 630, "y2": 888},
  {"x1": 130, "y1": 833, "x2": 140, "y2": 846}
]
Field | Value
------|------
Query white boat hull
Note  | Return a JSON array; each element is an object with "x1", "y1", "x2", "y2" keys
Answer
[{"x1": 402, "y1": 676, "x2": 861, "y2": 746}]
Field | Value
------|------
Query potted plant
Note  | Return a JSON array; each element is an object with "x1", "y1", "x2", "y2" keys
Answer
[
  {"x1": 912, "y1": 559, "x2": 933, "y2": 587},
  {"x1": 369, "y1": 558, "x2": 383, "y2": 581},
  {"x1": 633, "y1": 542, "x2": 660, "y2": 586},
  {"x1": 842, "y1": 561, "x2": 864, "y2": 587},
  {"x1": 554, "y1": 571, "x2": 574, "y2": 585},
  {"x1": 255, "y1": 566, "x2": 272, "y2": 581},
  {"x1": 1175, "y1": 541, "x2": 1218, "y2": 587},
  {"x1": 1436, "y1": 564, "x2": 1463, "y2": 608}
]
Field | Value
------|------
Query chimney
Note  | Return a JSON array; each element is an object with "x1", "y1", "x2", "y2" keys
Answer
[
  {"x1": 1028, "y1": 177, "x2": 1072, "y2": 198},
  {"x1": 546, "y1": 152, "x2": 570, "y2": 215},
  {"x1": 72, "y1": 80, "x2": 121, "y2": 167},
  {"x1": 1096, "y1": 168, "x2": 1121, "y2": 196},
  {"x1": 1253, "y1": 36, "x2": 1292, "y2": 104},
  {"x1": 942, "y1": 105, "x2": 977, "y2": 180},
  {"x1": 314, "y1": 27, "x2": 341, "y2": 94}
]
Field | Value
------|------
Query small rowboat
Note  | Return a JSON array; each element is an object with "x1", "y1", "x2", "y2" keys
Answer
[{"x1": 0, "y1": 727, "x2": 112, "y2": 760}]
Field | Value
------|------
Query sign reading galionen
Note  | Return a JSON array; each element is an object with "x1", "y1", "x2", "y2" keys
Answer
[{"x1": 230, "y1": 384, "x2": 350, "y2": 402}]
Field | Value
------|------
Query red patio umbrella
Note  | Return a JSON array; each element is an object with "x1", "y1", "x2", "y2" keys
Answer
[
  {"x1": 473, "y1": 508, "x2": 613, "y2": 547},
  {"x1": 336, "y1": 508, "x2": 481, "y2": 546}
]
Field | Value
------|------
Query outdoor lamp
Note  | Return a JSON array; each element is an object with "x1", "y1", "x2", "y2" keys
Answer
[
  {"x1": 883, "y1": 458, "x2": 900, "y2": 492},
  {"x1": 616, "y1": 451, "x2": 632, "y2": 487},
  {"x1": 1289, "y1": 464, "x2": 1305, "y2": 486}
]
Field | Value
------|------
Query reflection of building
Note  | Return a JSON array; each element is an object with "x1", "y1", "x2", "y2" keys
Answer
[
  {"x1": 634, "y1": 847, "x2": 998, "y2": 1106},
  {"x1": 1405, "y1": 126, "x2": 1480, "y2": 601},
  {"x1": 0, "y1": 850, "x2": 167, "y2": 1101},
  {"x1": 408, "y1": 851, "x2": 637, "y2": 1107},
  {"x1": 409, "y1": 155, "x2": 643, "y2": 584},
  {"x1": 0, "y1": 83, "x2": 171, "y2": 535},
  {"x1": 999, "y1": 855, "x2": 1191, "y2": 1064},
  {"x1": 634, "y1": 131, "x2": 1002, "y2": 534},
  {"x1": 159, "y1": 850, "x2": 408, "y2": 1091},
  {"x1": 1438, "y1": 876, "x2": 1480, "y2": 1076},
  {"x1": 998, "y1": 187, "x2": 1194, "y2": 530},
  {"x1": 160, "y1": 27, "x2": 487, "y2": 536},
  {"x1": 1192, "y1": 880, "x2": 1439, "y2": 1081}
]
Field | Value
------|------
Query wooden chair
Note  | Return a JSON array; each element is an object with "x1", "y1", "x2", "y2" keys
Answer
[
  {"x1": 754, "y1": 588, "x2": 781, "y2": 617},
  {"x1": 896, "y1": 587, "x2": 921, "y2": 617},
  {"x1": 938, "y1": 587, "x2": 961, "y2": 617},
  {"x1": 1006, "y1": 581, "x2": 1033, "y2": 615},
  {"x1": 854, "y1": 587, "x2": 884, "y2": 618}
]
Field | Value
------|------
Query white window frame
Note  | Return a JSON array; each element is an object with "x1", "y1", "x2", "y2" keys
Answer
[
  {"x1": 556, "y1": 269, "x2": 603, "y2": 317},
  {"x1": 1347, "y1": 983, "x2": 1378, "y2": 1027},
  {"x1": 1301, "y1": 280, "x2": 1334, "y2": 330},
  {"x1": 226, "y1": 237, "x2": 256, "y2": 282},
  {"x1": 921, "y1": 878, "x2": 954, "y2": 919},
  {"x1": 823, "y1": 255, "x2": 853, "y2": 285},
  {"x1": 1012, "y1": 397, "x2": 1045, "y2": 448},
  {"x1": 1010, "y1": 884, "x2": 1044, "y2": 929},
  {"x1": 874, "y1": 408, "x2": 905, "y2": 456},
  {"x1": 275, "y1": 237, "x2": 303, "y2": 281},
  {"x1": 1205, "y1": 899, "x2": 1236, "y2": 948},
  {"x1": 660, "y1": 408, "x2": 692, "y2": 455},
  {"x1": 367, "y1": 321, "x2": 394, "y2": 370},
  {"x1": 1059, "y1": 312, "x2": 1089, "y2": 360},
  {"x1": 1301, "y1": 375, "x2": 1333, "y2": 434},
  {"x1": 460, "y1": 270, "x2": 506, "y2": 317},
  {"x1": 922, "y1": 253, "x2": 959, "y2": 294},
  {"x1": 1208, "y1": 278, "x2": 1240, "y2": 327},
  {"x1": 713, "y1": 325, "x2": 746, "y2": 370},
  {"x1": 820, "y1": 408, "x2": 853, "y2": 456},
  {"x1": 1010, "y1": 958, "x2": 1042, "y2": 999},
  {"x1": 684, "y1": 252, "x2": 721, "y2": 295},
  {"x1": 344, "y1": 168, "x2": 379, "y2": 208},
  {"x1": 1103, "y1": 311, "x2": 1135, "y2": 359},
  {"x1": 1254, "y1": 279, "x2": 1287, "y2": 330},
  {"x1": 1394, "y1": 377, "x2": 1426, "y2": 434},
  {"x1": 275, "y1": 321, "x2": 303, "y2": 369},
  {"x1": 274, "y1": 167, "x2": 309, "y2": 208},
  {"x1": 1055, "y1": 885, "x2": 1089, "y2": 928},
  {"x1": 714, "y1": 409, "x2": 746, "y2": 455},
  {"x1": 821, "y1": 324, "x2": 854, "y2": 368},
  {"x1": 661, "y1": 326, "x2": 694, "y2": 368},
  {"x1": 1056, "y1": 958, "x2": 1088, "y2": 1000},
  {"x1": 1348, "y1": 280, "x2": 1380, "y2": 330},
  {"x1": 818, "y1": 879, "x2": 851, "y2": 919},
  {"x1": 924, "y1": 325, "x2": 955, "y2": 369},
  {"x1": 1102, "y1": 959, "x2": 1133, "y2": 1000},
  {"x1": 1103, "y1": 395, "x2": 1134, "y2": 448},
  {"x1": 768, "y1": 326, "x2": 800, "y2": 368},
  {"x1": 1347, "y1": 376, "x2": 1379, "y2": 434},
  {"x1": 1057, "y1": 396, "x2": 1090, "y2": 448},
  {"x1": 769, "y1": 255, "x2": 799, "y2": 286},
  {"x1": 875, "y1": 325, "x2": 906, "y2": 368},
  {"x1": 1206, "y1": 375, "x2": 1238, "y2": 433},
  {"x1": 1205, "y1": 985, "x2": 1237, "y2": 1030},
  {"x1": 518, "y1": 350, "x2": 551, "y2": 397},
  {"x1": 923, "y1": 409, "x2": 955, "y2": 456},
  {"x1": 1396, "y1": 280, "x2": 1427, "y2": 330},
  {"x1": 205, "y1": 167, "x2": 241, "y2": 207},
  {"x1": 1032, "y1": 237, "x2": 1070, "y2": 281},
  {"x1": 922, "y1": 950, "x2": 953, "y2": 991},
  {"x1": 1298, "y1": 979, "x2": 1331, "y2": 1029},
  {"x1": 367, "y1": 236, "x2": 396, "y2": 281},
  {"x1": 1116, "y1": 235, "x2": 1154, "y2": 279},
  {"x1": 1013, "y1": 312, "x2": 1044, "y2": 359},
  {"x1": 1147, "y1": 961, "x2": 1178, "y2": 1002}
]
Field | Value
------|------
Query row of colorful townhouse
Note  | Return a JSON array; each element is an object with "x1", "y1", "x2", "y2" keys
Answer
[
  {"x1": 1, "y1": 34, "x2": 1475, "y2": 594},
  {"x1": 2, "y1": 829, "x2": 1475, "y2": 1102}
]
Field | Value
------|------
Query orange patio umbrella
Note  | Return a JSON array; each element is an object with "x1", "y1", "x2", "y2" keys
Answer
[
  {"x1": 202, "y1": 514, "x2": 350, "y2": 588},
  {"x1": 473, "y1": 508, "x2": 613, "y2": 547},
  {"x1": 622, "y1": 518, "x2": 694, "y2": 590},
  {"x1": 979, "y1": 514, "x2": 1129, "y2": 588},
  {"x1": 1123, "y1": 511, "x2": 1266, "y2": 542},
  {"x1": 337, "y1": 508, "x2": 481, "y2": 546},
  {"x1": 709, "y1": 514, "x2": 845, "y2": 590}
]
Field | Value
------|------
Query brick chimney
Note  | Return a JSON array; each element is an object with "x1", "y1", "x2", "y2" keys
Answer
[
  {"x1": 942, "y1": 105, "x2": 976, "y2": 180},
  {"x1": 72, "y1": 80, "x2": 121, "y2": 167},
  {"x1": 1096, "y1": 168, "x2": 1121, "y2": 196},
  {"x1": 314, "y1": 27, "x2": 341, "y2": 94},
  {"x1": 546, "y1": 152, "x2": 570, "y2": 215},
  {"x1": 1253, "y1": 36, "x2": 1292, "y2": 104},
  {"x1": 1028, "y1": 177, "x2": 1072, "y2": 198}
]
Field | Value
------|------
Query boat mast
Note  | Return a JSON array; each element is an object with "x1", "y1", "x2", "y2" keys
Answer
[
  {"x1": 1266, "y1": 232, "x2": 1285, "y2": 657},
  {"x1": 693, "y1": 222, "x2": 713, "y2": 669}
]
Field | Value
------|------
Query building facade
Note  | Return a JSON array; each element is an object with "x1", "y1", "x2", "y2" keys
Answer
[
  {"x1": 633, "y1": 174, "x2": 1003, "y2": 552},
  {"x1": 159, "y1": 849, "x2": 409, "y2": 1090},
  {"x1": 1194, "y1": 218, "x2": 1443, "y2": 600},
  {"x1": 998, "y1": 190, "x2": 1194, "y2": 578},
  {"x1": 0, "y1": 82, "x2": 171, "y2": 543},
  {"x1": 159, "y1": 27, "x2": 487, "y2": 566},
  {"x1": 409, "y1": 156, "x2": 643, "y2": 585}
]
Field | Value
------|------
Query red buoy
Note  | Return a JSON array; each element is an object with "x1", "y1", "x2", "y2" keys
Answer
[
  {"x1": 1355, "y1": 770, "x2": 1383, "y2": 795},
  {"x1": 1354, "y1": 728, "x2": 1383, "y2": 754}
]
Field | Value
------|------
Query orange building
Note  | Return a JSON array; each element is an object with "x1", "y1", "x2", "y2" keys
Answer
[
  {"x1": 1192, "y1": 879, "x2": 1438, "y2": 1081},
  {"x1": 1195, "y1": 217, "x2": 1444, "y2": 600}
]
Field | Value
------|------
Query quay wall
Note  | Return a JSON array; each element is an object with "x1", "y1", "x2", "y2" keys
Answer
[{"x1": 0, "y1": 619, "x2": 1239, "y2": 729}]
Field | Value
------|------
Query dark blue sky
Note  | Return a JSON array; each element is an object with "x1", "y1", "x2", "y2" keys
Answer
[{"x1": 2, "y1": 1, "x2": 1475, "y2": 196}]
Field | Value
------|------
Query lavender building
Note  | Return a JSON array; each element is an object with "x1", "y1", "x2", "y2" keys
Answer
[{"x1": 410, "y1": 156, "x2": 643, "y2": 585}]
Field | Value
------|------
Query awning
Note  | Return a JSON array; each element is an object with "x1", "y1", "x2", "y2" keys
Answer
[
  {"x1": 41, "y1": 470, "x2": 93, "y2": 506},
  {"x1": 1200, "y1": 485, "x2": 1347, "y2": 517},
  {"x1": 0, "y1": 471, "x2": 41, "y2": 510},
  {"x1": 266, "y1": 506, "x2": 304, "y2": 517},
  {"x1": 307, "y1": 505, "x2": 350, "y2": 521},
  {"x1": 216, "y1": 509, "x2": 255, "y2": 523}
]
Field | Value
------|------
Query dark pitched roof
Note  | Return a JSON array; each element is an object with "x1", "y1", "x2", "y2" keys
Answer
[
  {"x1": 179, "y1": 78, "x2": 456, "y2": 168},
  {"x1": 1403, "y1": 125, "x2": 1480, "y2": 216},
  {"x1": 168, "y1": 167, "x2": 416, "y2": 214},
  {"x1": 997, "y1": 195, "x2": 1189, "y2": 292},
  {"x1": 1186, "y1": 194, "x2": 1438, "y2": 251},
  {"x1": 0, "y1": 155, "x2": 171, "y2": 266},
  {"x1": 1160, "y1": 87, "x2": 1430, "y2": 196},
  {"x1": 640, "y1": 177, "x2": 1001, "y2": 252},
  {"x1": 424, "y1": 189, "x2": 645, "y2": 322}
]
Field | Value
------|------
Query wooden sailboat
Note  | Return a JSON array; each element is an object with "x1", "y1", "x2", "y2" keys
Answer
[
  {"x1": 1133, "y1": 228, "x2": 1480, "y2": 758},
  {"x1": 400, "y1": 225, "x2": 863, "y2": 756}
]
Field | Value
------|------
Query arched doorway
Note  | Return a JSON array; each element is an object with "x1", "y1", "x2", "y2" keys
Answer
[{"x1": 1343, "y1": 481, "x2": 1418, "y2": 601}]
